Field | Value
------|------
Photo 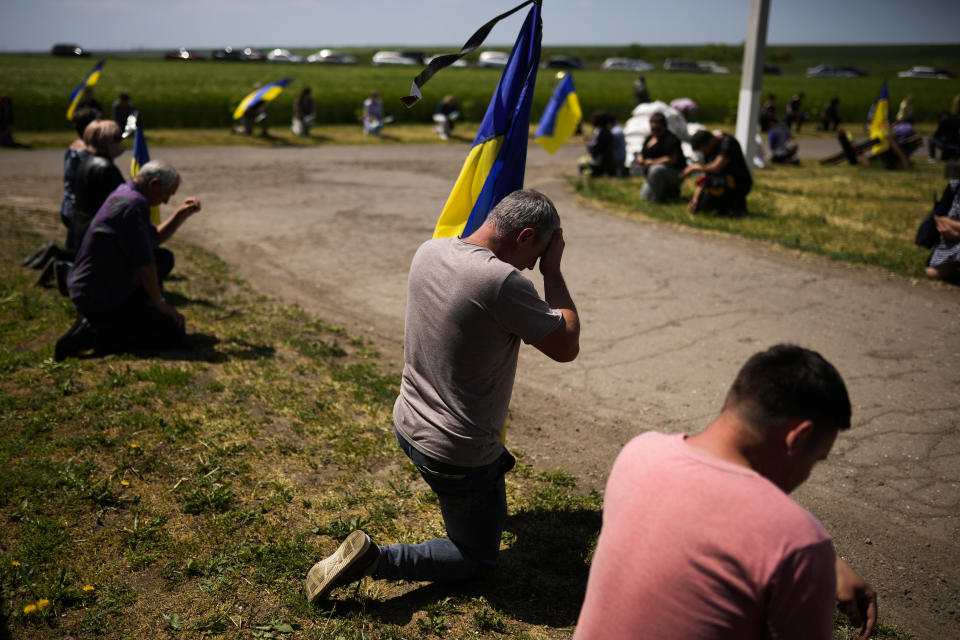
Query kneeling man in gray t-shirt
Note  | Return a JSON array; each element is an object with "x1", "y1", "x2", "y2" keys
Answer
[{"x1": 306, "y1": 189, "x2": 580, "y2": 601}]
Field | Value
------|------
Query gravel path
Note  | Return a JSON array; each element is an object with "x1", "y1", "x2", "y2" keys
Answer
[{"x1": 1, "y1": 140, "x2": 957, "y2": 637}]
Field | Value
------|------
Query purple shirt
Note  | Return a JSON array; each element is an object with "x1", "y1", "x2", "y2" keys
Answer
[{"x1": 68, "y1": 180, "x2": 157, "y2": 312}]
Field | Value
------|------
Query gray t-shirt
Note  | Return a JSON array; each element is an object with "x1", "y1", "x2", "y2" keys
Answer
[{"x1": 394, "y1": 238, "x2": 564, "y2": 467}]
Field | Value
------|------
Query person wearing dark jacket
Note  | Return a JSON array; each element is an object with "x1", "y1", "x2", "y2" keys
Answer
[
  {"x1": 583, "y1": 110, "x2": 618, "y2": 177},
  {"x1": 68, "y1": 119, "x2": 125, "y2": 254},
  {"x1": 55, "y1": 160, "x2": 202, "y2": 360}
]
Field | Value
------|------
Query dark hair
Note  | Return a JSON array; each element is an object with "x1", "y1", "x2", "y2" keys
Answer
[
  {"x1": 649, "y1": 112, "x2": 667, "y2": 127},
  {"x1": 73, "y1": 106, "x2": 101, "y2": 138},
  {"x1": 725, "y1": 344, "x2": 851, "y2": 434},
  {"x1": 691, "y1": 129, "x2": 713, "y2": 149},
  {"x1": 591, "y1": 109, "x2": 608, "y2": 128}
]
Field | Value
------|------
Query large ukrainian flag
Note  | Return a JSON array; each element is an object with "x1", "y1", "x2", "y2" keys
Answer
[
  {"x1": 130, "y1": 115, "x2": 161, "y2": 225},
  {"x1": 534, "y1": 73, "x2": 581, "y2": 154},
  {"x1": 870, "y1": 80, "x2": 890, "y2": 155},
  {"x1": 432, "y1": 3, "x2": 541, "y2": 239},
  {"x1": 66, "y1": 60, "x2": 104, "y2": 121},
  {"x1": 233, "y1": 78, "x2": 292, "y2": 120}
]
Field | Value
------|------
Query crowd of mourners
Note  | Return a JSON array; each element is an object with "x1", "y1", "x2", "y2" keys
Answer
[
  {"x1": 577, "y1": 79, "x2": 960, "y2": 279},
  {"x1": 20, "y1": 91, "x2": 202, "y2": 361},
  {"x1": 11, "y1": 69, "x2": 960, "y2": 640}
]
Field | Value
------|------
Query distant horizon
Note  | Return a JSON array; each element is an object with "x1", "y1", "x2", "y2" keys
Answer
[
  {"x1": 6, "y1": 42, "x2": 959, "y2": 54},
  {"x1": 3, "y1": 0, "x2": 959, "y2": 54}
]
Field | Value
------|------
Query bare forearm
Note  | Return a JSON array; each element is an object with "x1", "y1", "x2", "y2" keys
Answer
[
  {"x1": 156, "y1": 212, "x2": 186, "y2": 245},
  {"x1": 543, "y1": 268, "x2": 579, "y2": 339}
]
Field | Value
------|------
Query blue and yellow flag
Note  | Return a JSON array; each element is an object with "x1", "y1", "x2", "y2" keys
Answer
[
  {"x1": 534, "y1": 73, "x2": 582, "y2": 154},
  {"x1": 66, "y1": 60, "x2": 104, "y2": 121},
  {"x1": 433, "y1": 3, "x2": 541, "y2": 239},
  {"x1": 130, "y1": 115, "x2": 161, "y2": 225},
  {"x1": 233, "y1": 78, "x2": 292, "y2": 120},
  {"x1": 870, "y1": 80, "x2": 890, "y2": 155}
]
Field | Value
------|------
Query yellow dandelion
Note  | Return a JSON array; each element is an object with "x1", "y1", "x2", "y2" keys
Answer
[
  {"x1": 120, "y1": 480, "x2": 130, "y2": 486},
  {"x1": 129, "y1": 443, "x2": 140, "y2": 448},
  {"x1": 82, "y1": 585, "x2": 95, "y2": 592},
  {"x1": 36, "y1": 599, "x2": 50, "y2": 610},
  {"x1": 23, "y1": 604, "x2": 37, "y2": 614},
  {"x1": 11, "y1": 560, "x2": 20, "y2": 566}
]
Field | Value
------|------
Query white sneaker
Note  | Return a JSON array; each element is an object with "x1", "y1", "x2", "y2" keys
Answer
[{"x1": 305, "y1": 530, "x2": 379, "y2": 602}]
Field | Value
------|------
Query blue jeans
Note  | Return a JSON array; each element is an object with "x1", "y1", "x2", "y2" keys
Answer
[{"x1": 374, "y1": 428, "x2": 515, "y2": 583}]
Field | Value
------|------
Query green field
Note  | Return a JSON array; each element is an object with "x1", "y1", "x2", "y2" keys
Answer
[{"x1": 2, "y1": 44, "x2": 959, "y2": 131}]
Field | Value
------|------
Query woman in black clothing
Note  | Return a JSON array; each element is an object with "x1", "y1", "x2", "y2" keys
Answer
[{"x1": 67, "y1": 119, "x2": 125, "y2": 254}]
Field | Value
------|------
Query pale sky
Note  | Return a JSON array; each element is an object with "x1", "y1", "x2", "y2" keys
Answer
[{"x1": 0, "y1": 0, "x2": 957, "y2": 51}]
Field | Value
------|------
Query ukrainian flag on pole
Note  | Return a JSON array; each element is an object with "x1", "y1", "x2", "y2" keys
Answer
[
  {"x1": 432, "y1": 3, "x2": 541, "y2": 239},
  {"x1": 870, "y1": 80, "x2": 890, "y2": 155},
  {"x1": 534, "y1": 73, "x2": 582, "y2": 154},
  {"x1": 66, "y1": 60, "x2": 104, "y2": 121},
  {"x1": 233, "y1": 78, "x2": 292, "y2": 120},
  {"x1": 130, "y1": 115, "x2": 161, "y2": 225}
]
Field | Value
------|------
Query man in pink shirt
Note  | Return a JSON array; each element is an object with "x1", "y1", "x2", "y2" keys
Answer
[{"x1": 574, "y1": 344, "x2": 877, "y2": 640}]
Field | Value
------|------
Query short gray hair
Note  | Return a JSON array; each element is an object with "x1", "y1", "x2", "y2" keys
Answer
[
  {"x1": 485, "y1": 189, "x2": 560, "y2": 238},
  {"x1": 137, "y1": 160, "x2": 180, "y2": 189}
]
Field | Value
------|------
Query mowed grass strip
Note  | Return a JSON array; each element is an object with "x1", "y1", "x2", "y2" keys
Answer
[
  {"x1": 1, "y1": 208, "x2": 915, "y2": 639},
  {"x1": 572, "y1": 158, "x2": 946, "y2": 280}
]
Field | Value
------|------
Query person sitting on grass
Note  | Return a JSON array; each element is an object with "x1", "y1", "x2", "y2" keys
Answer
[
  {"x1": 637, "y1": 112, "x2": 686, "y2": 203},
  {"x1": 768, "y1": 119, "x2": 799, "y2": 165},
  {"x1": 55, "y1": 160, "x2": 202, "y2": 361},
  {"x1": 683, "y1": 129, "x2": 752, "y2": 216},
  {"x1": 925, "y1": 179, "x2": 960, "y2": 282}
]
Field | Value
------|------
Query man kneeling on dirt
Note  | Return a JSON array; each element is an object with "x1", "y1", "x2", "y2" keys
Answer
[
  {"x1": 55, "y1": 160, "x2": 202, "y2": 360},
  {"x1": 683, "y1": 128, "x2": 753, "y2": 216},
  {"x1": 305, "y1": 189, "x2": 580, "y2": 601},
  {"x1": 574, "y1": 344, "x2": 878, "y2": 640}
]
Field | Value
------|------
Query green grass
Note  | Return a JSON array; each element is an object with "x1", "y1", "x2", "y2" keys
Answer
[
  {"x1": 2, "y1": 44, "x2": 959, "y2": 131},
  {"x1": 572, "y1": 155, "x2": 948, "y2": 280},
  {"x1": 0, "y1": 207, "x2": 917, "y2": 639}
]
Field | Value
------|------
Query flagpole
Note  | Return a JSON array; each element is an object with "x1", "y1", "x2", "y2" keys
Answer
[{"x1": 735, "y1": 0, "x2": 770, "y2": 172}]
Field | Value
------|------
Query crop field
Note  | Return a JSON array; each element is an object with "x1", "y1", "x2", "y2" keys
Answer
[{"x1": 1, "y1": 44, "x2": 958, "y2": 131}]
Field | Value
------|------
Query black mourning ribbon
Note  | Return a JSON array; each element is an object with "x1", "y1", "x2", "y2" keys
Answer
[{"x1": 401, "y1": 0, "x2": 540, "y2": 108}]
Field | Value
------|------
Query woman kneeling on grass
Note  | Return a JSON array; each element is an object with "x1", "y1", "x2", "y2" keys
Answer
[{"x1": 926, "y1": 179, "x2": 960, "y2": 281}]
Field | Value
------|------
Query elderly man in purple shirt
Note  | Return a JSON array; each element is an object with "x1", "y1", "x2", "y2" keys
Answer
[{"x1": 55, "y1": 160, "x2": 201, "y2": 360}]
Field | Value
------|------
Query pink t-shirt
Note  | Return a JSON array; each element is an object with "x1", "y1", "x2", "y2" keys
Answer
[{"x1": 574, "y1": 432, "x2": 836, "y2": 640}]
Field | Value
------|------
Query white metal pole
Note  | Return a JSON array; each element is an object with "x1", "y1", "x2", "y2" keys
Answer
[{"x1": 735, "y1": 0, "x2": 771, "y2": 172}]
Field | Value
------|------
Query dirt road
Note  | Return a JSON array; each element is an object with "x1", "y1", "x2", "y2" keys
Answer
[{"x1": 2, "y1": 141, "x2": 957, "y2": 637}]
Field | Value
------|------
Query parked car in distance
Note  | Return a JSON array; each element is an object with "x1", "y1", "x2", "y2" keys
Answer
[
  {"x1": 266, "y1": 48, "x2": 303, "y2": 63},
  {"x1": 663, "y1": 58, "x2": 707, "y2": 73},
  {"x1": 698, "y1": 60, "x2": 730, "y2": 74},
  {"x1": 212, "y1": 47, "x2": 265, "y2": 62},
  {"x1": 806, "y1": 64, "x2": 867, "y2": 78},
  {"x1": 164, "y1": 48, "x2": 204, "y2": 61},
  {"x1": 477, "y1": 51, "x2": 510, "y2": 69},
  {"x1": 306, "y1": 49, "x2": 357, "y2": 64},
  {"x1": 426, "y1": 55, "x2": 467, "y2": 68},
  {"x1": 371, "y1": 50, "x2": 423, "y2": 66},
  {"x1": 601, "y1": 57, "x2": 654, "y2": 71},
  {"x1": 51, "y1": 43, "x2": 90, "y2": 57},
  {"x1": 545, "y1": 55, "x2": 584, "y2": 70},
  {"x1": 897, "y1": 66, "x2": 954, "y2": 79}
]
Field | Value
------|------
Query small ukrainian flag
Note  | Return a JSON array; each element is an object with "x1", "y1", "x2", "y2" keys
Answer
[
  {"x1": 534, "y1": 73, "x2": 582, "y2": 154},
  {"x1": 66, "y1": 60, "x2": 104, "y2": 121}
]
